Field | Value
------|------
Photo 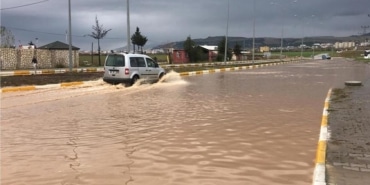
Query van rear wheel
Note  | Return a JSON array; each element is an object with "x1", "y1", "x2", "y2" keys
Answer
[{"x1": 131, "y1": 75, "x2": 139, "y2": 85}]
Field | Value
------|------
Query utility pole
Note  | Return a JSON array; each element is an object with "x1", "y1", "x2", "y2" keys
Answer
[
  {"x1": 252, "y1": 0, "x2": 256, "y2": 64},
  {"x1": 224, "y1": 0, "x2": 229, "y2": 63},
  {"x1": 126, "y1": 0, "x2": 130, "y2": 53},
  {"x1": 68, "y1": 0, "x2": 72, "y2": 72}
]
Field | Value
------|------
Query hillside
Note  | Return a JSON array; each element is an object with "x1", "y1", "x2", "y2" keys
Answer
[{"x1": 153, "y1": 35, "x2": 369, "y2": 50}]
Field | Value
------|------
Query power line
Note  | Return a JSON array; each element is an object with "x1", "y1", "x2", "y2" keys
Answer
[
  {"x1": 7, "y1": 26, "x2": 125, "y2": 40},
  {"x1": 1, "y1": 0, "x2": 49, "y2": 11}
]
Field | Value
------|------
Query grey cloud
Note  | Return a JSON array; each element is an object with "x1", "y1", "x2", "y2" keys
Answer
[{"x1": 1, "y1": 0, "x2": 369, "y2": 50}]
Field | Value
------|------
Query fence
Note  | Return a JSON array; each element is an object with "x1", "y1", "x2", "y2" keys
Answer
[{"x1": 0, "y1": 48, "x2": 79, "y2": 70}]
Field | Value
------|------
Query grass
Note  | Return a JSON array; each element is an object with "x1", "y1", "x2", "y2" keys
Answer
[{"x1": 331, "y1": 88, "x2": 348, "y2": 102}]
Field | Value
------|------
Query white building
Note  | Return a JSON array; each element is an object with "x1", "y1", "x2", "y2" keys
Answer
[{"x1": 334, "y1": 42, "x2": 355, "y2": 49}]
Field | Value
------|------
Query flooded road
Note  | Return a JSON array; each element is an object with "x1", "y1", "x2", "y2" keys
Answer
[{"x1": 1, "y1": 58, "x2": 370, "y2": 185}]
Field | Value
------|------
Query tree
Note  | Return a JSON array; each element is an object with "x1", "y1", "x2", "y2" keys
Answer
[
  {"x1": 0, "y1": 26, "x2": 15, "y2": 48},
  {"x1": 217, "y1": 37, "x2": 232, "y2": 61},
  {"x1": 131, "y1": 27, "x2": 148, "y2": 53},
  {"x1": 88, "y1": 16, "x2": 112, "y2": 66},
  {"x1": 137, "y1": 34, "x2": 148, "y2": 53},
  {"x1": 183, "y1": 36, "x2": 201, "y2": 62},
  {"x1": 131, "y1": 27, "x2": 140, "y2": 53},
  {"x1": 233, "y1": 43, "x2": 242, "y2": 60}
]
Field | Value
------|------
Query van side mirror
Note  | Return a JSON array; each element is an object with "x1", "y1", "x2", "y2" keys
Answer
[{"x1": 154, "y1": 63, "x2": 159, "y2": 68}]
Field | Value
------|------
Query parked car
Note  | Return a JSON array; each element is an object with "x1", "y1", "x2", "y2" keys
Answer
[{"x1": 103, "y1": 53, "x2": 166, "y2": 86}]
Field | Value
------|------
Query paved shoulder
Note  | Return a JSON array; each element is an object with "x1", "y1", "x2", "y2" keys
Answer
[{"x1": 326, "y1": 79, "x2": 370, "y2": 184}]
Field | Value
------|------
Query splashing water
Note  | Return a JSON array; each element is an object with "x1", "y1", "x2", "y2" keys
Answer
[{"x1": 158, "y1": 70, "x2": 186, "y2": 84}]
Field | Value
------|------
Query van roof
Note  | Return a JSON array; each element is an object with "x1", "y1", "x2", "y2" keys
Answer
[{"x1": 109, "y1": 53, "x2": 150, "y2": 57}]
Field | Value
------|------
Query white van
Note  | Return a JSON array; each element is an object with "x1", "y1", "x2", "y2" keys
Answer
[{"x1": 103, "y1": 53, "x2": 166, "y2": 86}]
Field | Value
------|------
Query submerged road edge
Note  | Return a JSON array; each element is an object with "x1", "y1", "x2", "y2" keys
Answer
[{"x1": 313, "y1": 89, "x2": 332, "y2": 185}]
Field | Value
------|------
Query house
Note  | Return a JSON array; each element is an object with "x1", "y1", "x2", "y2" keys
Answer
[
  {"x1": 38, "y1": 41, "x2": 80, "y2": 68},
  {"x1": 199, "y1": 45, "x2": 218, "y2": 62},
  {"x1": 0, "y1": 41, "x2": 80, "y2": 70},
  {"x1": 259, "y1": 46, "x2": 270, "y2": 52}
]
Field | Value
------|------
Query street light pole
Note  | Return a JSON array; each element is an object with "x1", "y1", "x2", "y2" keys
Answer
[
  {"x1": 68, "y1": 0, "x2": 72, "y2": 72},
  {"x1": 252, "y1": 0, "x2": 255, "y2": 64},
  {"x1": 126, "y1": 0, "x2": 130, "y2": 53},
  {"x1": 224, "y1": 0, "x2": 229, "y2": 63},
  {"x1": 300, "y1": 22, "x2": 304, "y2": 60}
]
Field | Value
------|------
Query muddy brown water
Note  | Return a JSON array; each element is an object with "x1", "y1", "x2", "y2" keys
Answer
[{"x1": 1, "y1": 59, "x2": 369, "y2": 185}]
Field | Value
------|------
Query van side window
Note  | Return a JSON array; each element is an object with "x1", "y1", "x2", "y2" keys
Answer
[
  {"x1": 130, "y1": 57, "x2": 138, "y2": 67},
  {"x1": 106, "y1": 55, "x2": 125, "y2": 66},
  {"x1": 137, "y1": 57, "x2": 146, "y2": 67},
  {"x1": 146, "y1": 58, "x2": 155, "y2": 68}
]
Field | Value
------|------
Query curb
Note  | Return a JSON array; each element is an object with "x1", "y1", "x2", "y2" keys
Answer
[
  {"x1": 1, "y1": 60, "x2": 300, "y2": 93},
  {"x1": 179, "y1": 61, "x2": 295, "y2": 76},
  {"x1": 312, "y1": 89, "x2": 332, "y2": 185},
  {"x1": 0, "y1": 68, "x2": 105, "y2": 76},
  {"x1": 1, "y1": 81, "x2": 84, "y2": 93}
]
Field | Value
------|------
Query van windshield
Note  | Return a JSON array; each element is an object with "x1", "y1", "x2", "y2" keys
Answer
[{"x1": 106, "y1": 55, "x2": 125, "y2": 67}]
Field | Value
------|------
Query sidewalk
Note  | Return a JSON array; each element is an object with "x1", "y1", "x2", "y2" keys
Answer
[{"x1": 325, "y1": 78, "x2": 370, "y2": 184}]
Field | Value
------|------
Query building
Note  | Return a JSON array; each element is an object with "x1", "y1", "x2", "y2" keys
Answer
[
  {"x1": 334, "y1": 42, "x2": 355, "y2": 49},
  {"x1": 259, "y1": 46, "x2": 270, "y2": 52}
]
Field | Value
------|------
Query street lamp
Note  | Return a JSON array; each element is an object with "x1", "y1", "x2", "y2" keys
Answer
[
  {"x1": 270, "y1": 1, "x2": 284, "y2": 60},
  {"x1": 311, "y1": 15, "x2": 315, "y2": 59},
  {"x1": 224, "y1": 0, "x2": 229, "y2": 63},
  {"x1": 68, "y1": 0, "x2": 72, "y2": 72},
  {"x1": 252, "y1": 0, "x2": 255, "y2": 64},
  {"x1": 126, "y1": 0, "x2": 130, "y2": 53}
]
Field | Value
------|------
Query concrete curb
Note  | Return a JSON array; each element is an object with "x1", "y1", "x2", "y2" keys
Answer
[
  {"x1": 179, "y1": 61, "x2": 296, "y2": 76},
  {"x1": 1, "y1": 60, "x2": 301, "y2": 93},
  {"x1": 0, "y1": 68, "x2": 105, "y2": 76},
  {"x1": 1, "y1": 81, "x2": 84, "y2": 93},
  {"x1": 312, "y1": 89, "x2": 332, "y2": 185}
]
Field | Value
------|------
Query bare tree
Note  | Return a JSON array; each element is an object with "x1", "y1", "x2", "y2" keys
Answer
[
  {"x1": 0, "y1": 26, "x2": 15, "y2": 48},
  {"x1": 88, "y1": 16, "x2": 112, "y2": 66}
]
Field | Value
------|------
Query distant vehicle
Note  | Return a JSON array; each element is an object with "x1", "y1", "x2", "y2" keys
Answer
[
  {"x1": 103, "y1": 53, "x2": 166, "y2": 86},
  {"x1": 364, "y1": 50, "x2": 370, "y2": 59},
  {"x1": 321, "y1": 54, "x2": 331, "y2": 60}
]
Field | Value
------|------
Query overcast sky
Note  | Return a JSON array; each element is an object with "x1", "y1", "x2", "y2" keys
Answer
[{"x1": 1, "y1": 0, "x2": 369, "y2": 51}]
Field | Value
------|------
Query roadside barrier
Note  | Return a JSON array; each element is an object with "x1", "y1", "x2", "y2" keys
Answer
[{"x1": 312, "y1": 89, "x2": 331, "y2": 185}]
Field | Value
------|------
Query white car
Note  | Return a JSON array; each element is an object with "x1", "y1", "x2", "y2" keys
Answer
[
  {"x1": 103, "y1": 53, "x2": 166, "y2": 86},
  {"x1": 364, "y1": 50, "x2": 370, "y2": 59}
]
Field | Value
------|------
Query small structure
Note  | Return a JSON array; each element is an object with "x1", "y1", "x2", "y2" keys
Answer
[
  {"x1": 172, "y1": 49, "x2": 189, "y2": 64},
  {"x1": 199, "y1": 45, "x2": 218, "y2": 62},
  {"x1": 38, "y1": 41, "x2": 80, "y2": 68}
]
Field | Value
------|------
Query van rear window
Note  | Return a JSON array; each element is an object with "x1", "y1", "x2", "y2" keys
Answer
[{"x1": 106, "y1": 55, "x2": 125, "y2": 66}]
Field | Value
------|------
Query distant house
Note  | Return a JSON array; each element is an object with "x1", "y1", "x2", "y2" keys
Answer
[
  {"x1": 199, "y1": 45, "x2": 218, "y2": 62},
  {"x1": 172, "y1": 49, "x2": 189, "y2": 64},
  {"x1": 171, "y1": 45, "x2": 219, "y2": 64},
  {"x1": 38, "y1": 41, "x2": 80, "y2": 68},
  {"x1": 259, "y1": 46, "x2": 270, "y2": 52}
]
